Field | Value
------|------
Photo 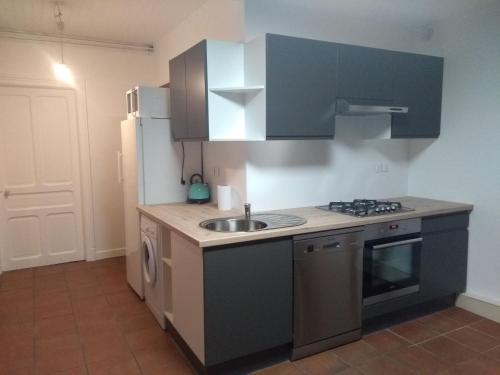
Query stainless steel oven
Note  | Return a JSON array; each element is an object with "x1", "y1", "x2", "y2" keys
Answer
[{"x1": 363, "y1": 218, "x2": 422, "y2": 306}]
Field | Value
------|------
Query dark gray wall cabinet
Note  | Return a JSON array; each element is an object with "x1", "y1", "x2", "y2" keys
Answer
[
  {"x1": 266, "y1": 34, "x2": 338, "y2": 139},
  {"x1": 337, "y1": 45, "x2": 395, "y2": 102},
  {"x1": 392, "y1": 53, "x2": 444, "y2": 138},
  {"x1": 169, "y1": 34, "x2": 444, "y2": 141},
  {"x1": 203, "y1": 239, "x2": 293, "y2": 366},
  {"x1": 336, "y1": 44, "x2": 443, "y2": 139},
  {"x1": 169, "y1": 40, "x2": 208, "y2": 141},
  {"x1": 169, "y1": 53, "x2": 188, "y2": 140}
]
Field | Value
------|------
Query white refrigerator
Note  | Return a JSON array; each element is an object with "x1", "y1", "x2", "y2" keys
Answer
[{"x1": 120, "y1": 116, "x2": 185, "y2": 298}]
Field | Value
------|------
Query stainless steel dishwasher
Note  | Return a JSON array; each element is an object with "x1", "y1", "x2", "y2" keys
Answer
[{"x1": 292, "y1": 228, "x2": 363, "y2": 360}]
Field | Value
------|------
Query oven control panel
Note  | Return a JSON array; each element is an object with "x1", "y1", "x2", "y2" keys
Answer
[{"x1": 363, "y1": 218, "x2": 422, "y2": 241}]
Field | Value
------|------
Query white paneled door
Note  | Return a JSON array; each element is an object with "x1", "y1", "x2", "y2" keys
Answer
[{"x1": 0, "y1": 86, "x2": 85, "y2": 270}]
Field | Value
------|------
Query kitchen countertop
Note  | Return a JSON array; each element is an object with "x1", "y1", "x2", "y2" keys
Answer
[{"x1": 137, "y1": 196, "x2": 473, "y2": 248}]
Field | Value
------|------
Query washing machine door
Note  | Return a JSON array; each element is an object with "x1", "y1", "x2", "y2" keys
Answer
[{"x1": 142, "y1": 236, "x2": 157, "y2": 286}]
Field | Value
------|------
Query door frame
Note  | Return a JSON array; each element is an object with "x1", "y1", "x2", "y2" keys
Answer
[{"x1": 0, "y1": 74, "x2": 97, "y2": 274}]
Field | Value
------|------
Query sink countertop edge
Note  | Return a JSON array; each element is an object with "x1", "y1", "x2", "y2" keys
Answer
[{"x1": 137, "y1": 196, "x2": 473, "y2": 249}]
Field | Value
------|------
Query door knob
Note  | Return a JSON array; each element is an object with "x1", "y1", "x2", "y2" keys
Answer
[{"x1": 3, "y1": 190, "x2": 10, "y2": 198}]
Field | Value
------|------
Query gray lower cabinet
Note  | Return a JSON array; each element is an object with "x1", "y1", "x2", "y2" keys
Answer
[
  {"x1": 266, "y1": 34, "x2": 338, "y2": 139},
  {"x1": 391, "y1": 53, "x2": 444, "y2": 138},
  {"x1": 169, "y1": 40, "x2": 208, "y2": 141},
  {"x1": 420, "y1": 212, "x2": 469, "y2": 300},
  {"x1": 203, "y1": 239, "x2": 293, "y2": 366}
]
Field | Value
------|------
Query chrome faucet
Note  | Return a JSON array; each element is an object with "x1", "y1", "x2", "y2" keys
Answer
[{"x1": 244, "y1": 203, "x2": 251, "y2": 220}]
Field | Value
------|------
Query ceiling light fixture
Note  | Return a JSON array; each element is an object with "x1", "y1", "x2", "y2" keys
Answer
[{"x1": 52, "y1": 3, "x2": 74, "y2": 84}]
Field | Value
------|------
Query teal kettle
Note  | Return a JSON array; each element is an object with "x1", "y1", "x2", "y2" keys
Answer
[{"x1": 187, "y1": 173, "x2": 210, "y2": 203}]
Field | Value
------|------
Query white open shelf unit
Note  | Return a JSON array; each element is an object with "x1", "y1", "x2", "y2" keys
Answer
[
  {"x1": 209, "y1": 86, "x2": 264, "y2": 94},
  {"x1": 164, "y1": 311, "x2": 173, "y2": 323},
  {"x1": 206, "y1": 38, "x2": 266, "y2": 141},
  {"x1": 162, "y1": 257, "x2": 172, "y2": 267},
  {"x1": 161, "y1": 227, "x2": 173, "y2": 324}
]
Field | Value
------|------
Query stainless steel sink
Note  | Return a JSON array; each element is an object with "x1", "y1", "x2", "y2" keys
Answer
[
  {"x1": 200, "y1": 213, "x2": 306, "y2": 233},
  {"x1": 200, "y1": 218, "x2": 268, "y2": 232}
]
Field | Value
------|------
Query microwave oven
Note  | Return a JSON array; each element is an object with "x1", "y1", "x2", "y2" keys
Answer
[{"x1": 126, "y1": 86, "x2": 170, "y2": 119}]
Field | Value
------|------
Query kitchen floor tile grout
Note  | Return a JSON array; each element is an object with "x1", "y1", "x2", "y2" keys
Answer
[
  {"x1": 403, "y1": 323, "x2": 470, "y2": 347},
  {"x1": 444, "y1": 329, "x2": 500, "y2": 353},
  {"x1": 118, "y1": 304, "x2": 146, "y2": 375},
  {"x1": 68, "y1": 282, "x2": 91, "y2": 375},
  {"x1": 465, "y1": 324, "x2": 500, "y2": 341},
  {"x1": 385, "y1": 327, "x2": 418, "y2": 345}
]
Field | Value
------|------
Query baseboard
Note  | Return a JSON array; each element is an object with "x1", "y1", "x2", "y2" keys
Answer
[
  {"x1": 456, "y1": 292, "x2": 500, "y2": 323},
  {"x1": 94, "y1": 247, "x2": 125, "y2": 260}
]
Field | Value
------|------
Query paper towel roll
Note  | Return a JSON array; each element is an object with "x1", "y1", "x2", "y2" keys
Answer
[{"x1": 217, "y1": 185, "x2": 232, "y2": 211}]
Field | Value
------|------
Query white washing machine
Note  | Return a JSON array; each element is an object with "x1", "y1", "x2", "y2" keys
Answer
[{"x1": 140, "y1": 215, "x2": 166, "y2": 329}]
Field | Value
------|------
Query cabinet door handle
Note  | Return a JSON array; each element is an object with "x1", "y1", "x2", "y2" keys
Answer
[
  {"x1": 372, "y1": 237, "x2": 423, "y2": 250},
  {"x1": 323, "y1": 242, "x2": 341, "y2": 249}
]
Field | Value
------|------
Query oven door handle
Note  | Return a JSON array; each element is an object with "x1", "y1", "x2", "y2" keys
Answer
[{"x1": 371, "y1": 237, "x2": 423, "y2": 250}]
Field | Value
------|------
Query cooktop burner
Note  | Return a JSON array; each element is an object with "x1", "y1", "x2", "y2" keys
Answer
[{"x1": 317, "y1": 199, "x2": 414, "y2": 217}]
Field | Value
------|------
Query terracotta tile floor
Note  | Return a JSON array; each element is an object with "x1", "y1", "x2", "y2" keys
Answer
[
  {"x1": 1, "y1": 257, "x2": 499, "y2": 375},
  {"x1": 0, "y1": 257, "x2": 194, "y2": 375},
  {"x1": 255, "y1": 307, "x2": 500, "y2": 375}
]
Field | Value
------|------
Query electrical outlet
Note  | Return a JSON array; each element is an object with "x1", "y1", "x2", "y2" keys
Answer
[{"x1": 375, "y1": 163, "x2": 389, "y2": 173}]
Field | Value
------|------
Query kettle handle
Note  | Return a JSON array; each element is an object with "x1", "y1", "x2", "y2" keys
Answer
[{"x1": 189, "y1": 173, "x2": 204, "y2": 184}]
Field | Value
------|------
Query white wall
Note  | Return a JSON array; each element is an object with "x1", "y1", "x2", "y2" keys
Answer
[
  {"x1": 246, "y1": 136, "x2": 410, "y2": 211},
  {"x1": 154, "y1": 0, "x2": 440, "y2": 212},
  {"x1": 203, "y1": 142, "x2": 248, "y2": 209},
  {"x1": 244, "y1": 0, "x2": 429, "y2": 53},
  {"x1": 154, "y1": 0, "x2": 244, "y2": 84},
  {"x1": 152, "y1": 0, "x2": 246, "y2": 206},
  {"x1": 0, "y1": 38, "x2": 157, "y2": 258},
  {"x1": 408, "y1": 2, "x2": 500, "y2": 304},
  {"x1": 238, "y1": 0, "x2": 435, "y2": 211},
  {"x1": 155, "y1": 0, "x2": 500, "y2": 306}
]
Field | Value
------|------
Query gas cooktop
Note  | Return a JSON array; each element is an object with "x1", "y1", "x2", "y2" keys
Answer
[{"x1": 317, "y1": 199, "x2": 414, "y2": 217}]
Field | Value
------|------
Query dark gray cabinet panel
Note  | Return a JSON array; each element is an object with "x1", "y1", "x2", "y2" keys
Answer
[
  {"x1": 169, "y1": 53, "x2": 188, "y2": 140},
  {"x1": 392, "y1": 53, "x2": 444, "y2": 138},
  {"x1": 266, "y1": 34, "x2": 337, "y2": 139},
  {"x1": 204, "y1": 239, "x2": 293, "y2": 365},
  {"x1": 420, "y1": 212, "x2": 469, "y2": 301},
  {"x1": 337, "y1": 45, "x2": 395, "y2": 102},
  {"x1": 422, "y1": 212, "x2": 470, "y2": 234},
  {"x1": 421, "y1": 229, "x2": 468, "y2": 300},
  {"x1": 168, "y1": 40, "x2": 208, "y2": 141},
  {"x1": 185, "y1": 40, "x2": 209, "y2": 139}
]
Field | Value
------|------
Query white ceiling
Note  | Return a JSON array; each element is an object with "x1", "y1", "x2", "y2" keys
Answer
[
  {"x1": 0, "y1": 0, "x2": 207, "y2": 45},
  {"x1": 266, "y1": 0, "x2": 486, "y2": 30},
  {"x1": 0, "y1": 0, "x2": 489, "y2": 46}
]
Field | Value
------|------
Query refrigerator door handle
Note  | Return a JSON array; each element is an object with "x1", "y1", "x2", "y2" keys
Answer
[{"x1": 117, "y1": 151, "x2": 124, "y2": 184}]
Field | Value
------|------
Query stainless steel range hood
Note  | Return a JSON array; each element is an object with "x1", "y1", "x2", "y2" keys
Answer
[{"x1": 336, "y1": 99, "x2": 408, "y2": 115}]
